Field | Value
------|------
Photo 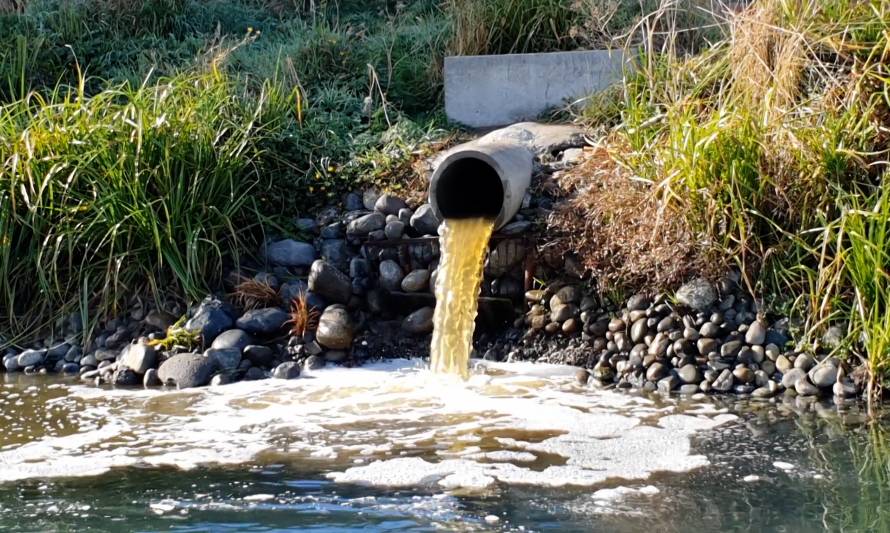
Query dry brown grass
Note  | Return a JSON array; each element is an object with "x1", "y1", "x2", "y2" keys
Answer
[
  {"x1": 729, "y1": 0, "x2": 807, "y2": 112},
  {"x1": 287, "y1": 291, "x2": 319, "y2": 337},
  {"x1": 547, "y1": 140, "x2": 715, "y2": 292},
  {"x1": 231, "y1": 276, "x2": 283, "y2": 311}
]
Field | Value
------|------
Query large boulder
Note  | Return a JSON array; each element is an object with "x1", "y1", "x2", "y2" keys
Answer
[
  {"x1": 17, "y1": 349, "x2": 47, "y2": 368},
  {"x1": 316, "y1": 305, "x2": 355, "y2": 350},
  {"x1": 308, "y1": 260, "x2": 352, "y2": 304},
  {"x1": 409, "y1": 204, "x2": 441, "y2": 236},
  {"x1": 264, "y1": 239, "x2": 317, "y2": 267},
  {"x1": 185, "y1": 297, "x2": 234, "y2": 344},
  {"x1": 157, "y1": 353, "x2": 217, "y2": 389},
  {"x1": 236, "y1": 308, "x2": 289, "y2": 336},
  {"x1": 211, "y1": 329, "x2": 253, "y2": 352},
  {"x1": 119, "y1": 342, "x2": 157, "y2": 374}
]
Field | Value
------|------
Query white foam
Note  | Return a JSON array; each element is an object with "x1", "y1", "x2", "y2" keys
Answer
[{"x1": 0, "y1": 360, "x2": 737, "y2": 489}]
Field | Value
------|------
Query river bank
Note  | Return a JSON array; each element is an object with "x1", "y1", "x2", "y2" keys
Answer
[{"x1": 0, "y1": 123, "x2": 866, "y2": 404}]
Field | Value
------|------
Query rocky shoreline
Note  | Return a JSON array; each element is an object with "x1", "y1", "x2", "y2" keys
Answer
[{"x1": 0, "y1": 124, "x2": 865, "y2": 402}]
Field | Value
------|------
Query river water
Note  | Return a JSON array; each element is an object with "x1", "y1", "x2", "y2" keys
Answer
[{"x1": 0, "y1": 360, "x2": 887, "y2": 532}]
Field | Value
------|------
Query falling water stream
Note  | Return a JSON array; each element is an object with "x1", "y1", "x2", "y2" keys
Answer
[{"x1": 430, "y1": 218, "x2": 495, "y2": 379}]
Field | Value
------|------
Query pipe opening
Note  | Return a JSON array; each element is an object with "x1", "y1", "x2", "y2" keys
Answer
[{"x1": 433, "y1": 157, "x2": 504, "y2": 219}]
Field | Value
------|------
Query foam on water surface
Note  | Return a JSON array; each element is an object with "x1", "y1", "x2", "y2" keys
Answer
[{"x1": 0, "y1": 360, "x2": 738, "y2": 489}]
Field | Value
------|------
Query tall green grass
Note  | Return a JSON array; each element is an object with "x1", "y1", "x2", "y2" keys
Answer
[{"x1": 0, "y1": 69, "x2": 271, "y2": 332}]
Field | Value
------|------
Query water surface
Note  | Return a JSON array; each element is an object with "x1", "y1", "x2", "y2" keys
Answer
[{"x1": 1, "y1": 361, "x2": 887, "y2": 532}]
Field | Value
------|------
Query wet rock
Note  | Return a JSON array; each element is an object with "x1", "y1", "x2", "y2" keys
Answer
[
  {"x1": 185, "y1": 297, "x2": 234, "y2": 344},
  {"x1": 304, "y1": 354, "x2": 326, "y2": 370},
  {"x1": 745, "y1": 320, "x2": 767, "y2": 345},
  {"x1": 61, "y1": 363, "x2": 80, "y2": 375},
  {"x1": 679, "y1": 384, "x2": 700, "y2": 395},
  {"x1": 272, "y1": 362, "x2": 301, "y2": 380},
  {"x1": 646, "y1": 362, "x2": 668, "y2": 381},
  {"x1": 721, "y1": 340, "x2": 742, "y2": 359},
  {"x1": 712, "y1": 369, "x2": 734, "y2": 392},
  {"x1": 677, "y1": 364, "x2": 701, "y2": 384},
  {"x1": 47, "y1": 342, "x2": 70, "y2": 361},
  {"x1": 265, "y1": 239, "x2": 317, "y2": 267},
  {"x1": 309, "y1": 260, "x2": 352, "y2": 304},
  {"x1": 316, "y1": 305, "x2": 355, "y2": 350},
  {"x1": 697, "y1": 338, "x2": 719, "y2": 356},
  {"x1": 17, "y1": 349, "x2": 46, "y2": 368},
  {"x1": 385, "y1": 220, "x2": 405, "y2": 240},
  {"x1": 809, "y1": 364, "x2": 838, "y2": 388},
  {"x1": 776, "y1": 354, "x2": 793, "y2": 372},
  {"x1": 143, "y1": 368, "x2": 161, "y2": 387},
  {"x1": 320, "y1": 222, "x2": 344, "y2": 239},
  {"x1": 112, "y1": 368, "x2": 140, "y2": 386},
  {"x1": 379, "y1": 260, "x2": 405, "y2": 292},
  {"x1": 794, "y1": 353, "x2": 816, "y2": 372},
  {"x1": 323, "y1": 350, "x2": 346, "y2": 363},
  {"x1": 94, "y1": 348, "x2": 118, "y2": 362},
  {"x1": 157, "y1": 353, "x2": 217, "y2": 389},
  {"x1": 243, "y1": 345, "x2": 275, "y2": 367},
  {"x1": 4, "y1": 353, "x2": 21, "y2": 372},
  {"x1": 244, "y1": 367, "x2": 267, "y2": 381},
  {"x1": 676, "y1": 278, "x2": 718, "y2": 310},
  {"x1": 375, "y1": 194, "x2": 408, "y2": 216},
  {"x1": 795, "y1": 377, "x2": 821, "y2": 396},
  {"x1": 347, "y1": 212, "x2": 386, "y2": 237},
  {"x1": 657, "y1": 374, "x2": 680, "y2": 393},
  {"x1": 401, "y1": 269, "x2": 430, "y2": 292},
  {"x1": 410, "y1": 204, "x2": 441, "y2": 236},
  {"x1": 236, "y1": 308, "x2": 289, "y2": 336},
  {"x1": 402, "y1": 306, "x2": 435, "y2": 335},
  {"x1": 781, "y1": 368, "x2": 806, "y2": 389},
  {"x1": 205, "y1": 347, "x2": 242, "y2": 371},
  {"x1": 119, "y1": 343, "x2": 157, "y2": 374},
  {"x1": 210, "y1": 373, "x2": 235, "y2": 386},
  {"x1": 700, "y1": 322, "x2": 720, "y2": 338},
  {"x1": 211, "y1": 329, "x2": 252, "y2": 352},
  {"x1": 733, "y1": 367, "x2": 754, "y2": 384},
  {"x1": 648, "y1": 334, "x2": 670, "y2": 358}
]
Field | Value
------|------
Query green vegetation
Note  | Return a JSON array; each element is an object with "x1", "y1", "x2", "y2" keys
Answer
[
  {"x1": 570, "y1": 0, "x2": 890, "y2": 400},
  {"x1": 2, "y1": 0, "x2": 889, "y2": 398}
]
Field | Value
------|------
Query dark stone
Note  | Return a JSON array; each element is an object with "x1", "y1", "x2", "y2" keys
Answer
[
  {"x1": 205, "y1": 347, "x2": 242, "y2": 370},
  {"x1": 272, "y1": 362, "x2": 301, "y2": 380},
  {"x1": 211, "y1": 329, "x2": 253, "y2": 352},
  {"x1": 243, "y1": 345, "x2": 276, "y2": 367},
  {"x1": 265, "y1": 239, "x2": 317, "y2": 267},
  {"x1": 402, "y1": 307, "x2": 435, "y2": 334},
  {"x1": 316, "y1": 305, "x2": 355, "y2": 350},
  {"x1": 157, "y1": 353, "x2": 217, "y2": 389},
  {"x1": 112, "y1": 368, "x2": 140, "y2": 387},
  {"x1": 236, "y1": 308, "x2": 289, "y2": 336},
  {"x1": 119, "y1": 343, "x2": 157, "y2": 374},
  {"x1": 409, "y1": 204, "x2": 441, "y2": 235},
  {"x1": 308, "y1": 260, "x2": 352, "y2": 304},
  {"x1": 185, "y1": 297, "x2": 234, "y2": 344}
]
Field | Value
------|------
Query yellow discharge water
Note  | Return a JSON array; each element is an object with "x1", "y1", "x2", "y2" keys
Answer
[{"x1": 430, "y1": 217, "x2": 495, "y2": 379}]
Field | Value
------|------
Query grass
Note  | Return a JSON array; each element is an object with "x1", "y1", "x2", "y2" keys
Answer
[{"x1": 565, "y1": 0, "x2": 890, "y2": 400}]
